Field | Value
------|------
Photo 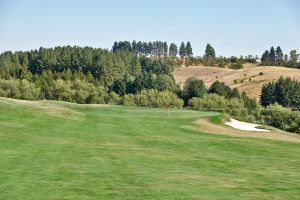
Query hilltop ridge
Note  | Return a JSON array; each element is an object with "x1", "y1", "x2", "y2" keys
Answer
[{"x1": 173, "y1": 63, "x2": 300, "y2": 101}]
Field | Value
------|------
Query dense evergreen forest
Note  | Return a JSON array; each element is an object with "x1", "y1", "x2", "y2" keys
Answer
[
  {"x1": 0, "y1": 45, "x2": 182, "y2": 104},
  {"x1": 0, "y1": 42, "x2": 299, "y2": 133},
  {"x1": 260, "y1": 77, "x2": 300, "y2": 108}
]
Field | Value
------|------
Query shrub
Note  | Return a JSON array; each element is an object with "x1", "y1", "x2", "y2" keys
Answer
[
  {"x1": 108, "y1": 92, "x2": 121, "y2": 105},
  {"x1": 189, "y1": 94, "x2": 248, "y2": 117},
  {"x1": 0, "y1": 79, "x2": 21, "y2": 98},
  {"x1": 87, "y1": 85, "x2": 107, "y2": 104},
  {"x1": 131, "y1": 89, "x2": 183, "y2": 108},
  {"x1": 218, "y1": 62, "x2": 226, "y2": 68},
  {"x1": 261, "y1": 103, "x2": 300, "y2": 133},
  {"x1": 122, "y1": 94, "x2": 136, "y2": 106},
  {"x1": 53, "y1": 80, "x2": 73, "y2": 102},
  {"x1": 182, "y1": 77, "x2": 207, "y2": 105},
  {"x1": 229, "y1": 62, "x2": 243, "y2": 69},
  {"x1": 208, "y1": 80, "x2": 239, "y2": 99},
  {"x1": 0, "y1": 79, "x2": 40, "y2": 100}
]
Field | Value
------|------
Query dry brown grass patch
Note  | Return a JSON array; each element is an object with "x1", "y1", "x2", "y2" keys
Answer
[{"x1": 173, "y1": 64, "x2": 300, "y2": 102}]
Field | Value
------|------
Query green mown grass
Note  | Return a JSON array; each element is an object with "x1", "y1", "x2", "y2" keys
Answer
[{"x1": 0, "y1": 99, "x2": 300, "y2": 199}]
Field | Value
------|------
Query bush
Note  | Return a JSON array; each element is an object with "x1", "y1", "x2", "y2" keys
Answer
[
  {"x1": 189, "y1": 94, "x2": 248, "y2": 117},
  {"x1": 122, "y1": 94, "x2": 136, "y2": 106},
  {"x1": 0, "y1": 79, "x2": 21, "y2": 98},
  {"x1": 208, "y1": 80, "x2": 240, "y2": 99},
  {"x1": 229, "y1": 62, "x2": 243, "y2": 69},
  {"x1": 0, "y1": 79, "x2": 40, "y2": 100},
  {"x1": 260, "y1": 103, "x2": 300, "y2": 133},
  {"x1": 108, "y1": 92, "x2": 121, "y2": 105},
  {"x1": 130, "y1": 89, "x2": 183, "y2": 108},
  {"x1": 19, "y1": 79, "x2": 41, "y2": 100},
  {"x1": 53, "y1": 80, "x2": 74, "y2": 102},
  {"x1": 182, "y1": 77, "x2": 206, "y2": 105}
]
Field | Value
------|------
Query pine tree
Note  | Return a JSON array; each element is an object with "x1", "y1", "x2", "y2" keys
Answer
[
  {"x1": 179, "y1": 42, "x2": 186, "y2": 58},
  {"x1": 142, "y1": 42, "x2": 148, "y2": 55},
  {"x1": 158, "y1": 41, "x2": 164, "y2": 57},
  {"x1": 204, "y1": 44, "x2": 215, "y2": 59},
  {"x1": 185, "y1": 41, "x2": 193, "y2": 57},
  {"x1": 112, "y1": 42, "x2": 119, "y2": 52},
  {"x1": 169, "y1": 43, "x2": 178, "y2": 57},
  {"x1": 290, "y1": 50, "x2": 299, "y2": 63},
  {"x1": 163, "y1": 42, "x2": 168, "y2": 57},
  {"x1": 261, "y1": 50, "x2": 270, "y2": 65},
  {"x1": 275, "y1": 46, "x2": 283, "y2": 63},
  {"x1": 260, "y1": 82, "x2": 276, "y2": 106},
  {"x1": 152, "y1": 41, "x2": 158, "y2": 57},
  {"x1": 147, "y1": 42, "x2": 153, "y2": 56},
  {"x1": 137, "y1": 41, "x2": 143, "y2": 55},
  {"x1": 289, "y1": 50, "x2": 299, "y2": 68},
  {"x1": 269, "y1": 46, "x2": 276, "y2": 64},
  {"x1": 284, "y1": 54, "x2": 288, "y2": 62},
  {"x1": 132, "y1": 40, "x2": 137, "y2": 54}
]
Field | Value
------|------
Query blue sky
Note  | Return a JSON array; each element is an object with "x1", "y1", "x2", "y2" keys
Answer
[{"x1": 0, "y1": 0, "x2": 299, "y2": 56}]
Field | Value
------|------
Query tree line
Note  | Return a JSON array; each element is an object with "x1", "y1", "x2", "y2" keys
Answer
[
  {"x1": 112, "y1": 41, "x2": 261, "y2": 69},
  {"x1": 185, "y1": 44, "x2": 257, "y2": 68},
  {"x1": 261, "y1": 46, "x2": 300, "y2": 68},
  {"x1": 181, "y1": 78, "x2": 257, "y2": 116},
  {"x1": 258, "y1": 77, "x2": 300, "y2": 133},
  {"x1": 112, "y1": 40, "x2": 193, "y2": 58},
  {"x1": 260, "y1": 77, "x2": 300, "y2": 109},
  {"x1": 0, "y1": 46, "x2": 185, "y2": 105},
  {"x1": 0, "y1": 44, "x2": 257, "y2": 113}
]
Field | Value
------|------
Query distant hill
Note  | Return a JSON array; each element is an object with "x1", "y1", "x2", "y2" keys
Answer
[{"x1": 173, "y1": 63, "x2": 300, "y2": 102}]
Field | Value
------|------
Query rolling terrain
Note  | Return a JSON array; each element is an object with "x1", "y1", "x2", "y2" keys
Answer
[
  {"x1": 173, "y1": 64, "x2": 300, "y2": 101},
  {"x1": 1, "y1": 97, "x2": 300, "y2": 199}
]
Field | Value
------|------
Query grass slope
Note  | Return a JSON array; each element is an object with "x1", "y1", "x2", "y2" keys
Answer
[
  {"x1": 0, "y1": 98, "x2": 300, "y2": 199},
  {"x1": 173, "y1": 64, "x2": 300, "y2": 101}
]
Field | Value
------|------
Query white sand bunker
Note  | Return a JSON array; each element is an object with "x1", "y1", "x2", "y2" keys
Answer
[{"x1": 224, "y1": 118, "x2": 269, "y2": 132}]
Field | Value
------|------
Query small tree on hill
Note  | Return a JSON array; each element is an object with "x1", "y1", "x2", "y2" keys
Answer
[
  {"x1": 204, "y1": 44, "x2": 216, "y2": 59},
  {"x1": 186, "y1": 41, "x2": 193, "y2": 57},
  {"x1": 169, "y1": 43, "x2": 178, "y2": 57},
  {"x1": 183, "y1": 77, "x2": 207, "y2": 105},
  {"x1": 261, "y1": 50, "x2": 270, "y2": 65},
  {"x1": 179, "y1": 42, "x2": 186, "y2": 59},
  {"x1": 275, "y1": 46, "x2": 283, "y2": 64},
  {"x1": 269, "y1": 46, "x2": 276, "y2": 64},
  {"x1": 163, "y1": 42, "x2": 168, "y2": 57}
]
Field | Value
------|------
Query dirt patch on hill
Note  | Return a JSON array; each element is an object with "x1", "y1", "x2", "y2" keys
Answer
[
  {"x1": 173, "y1": 64, "x2": 300, "y2": 101},
  {"x1": 182, "y1": 118, "x2": 300, "y2": 143}
]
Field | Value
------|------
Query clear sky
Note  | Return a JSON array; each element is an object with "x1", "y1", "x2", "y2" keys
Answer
[{"x1": 0, "y1": 0, "x2": 299, "y2": 56}]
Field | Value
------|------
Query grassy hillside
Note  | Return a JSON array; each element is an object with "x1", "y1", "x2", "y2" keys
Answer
[
  {"x1": 173, "y1": 64, "x2": 300, "y2": 101},
  {"x1": 1, "y1": 98, "x2": 300, "y2": 199}
]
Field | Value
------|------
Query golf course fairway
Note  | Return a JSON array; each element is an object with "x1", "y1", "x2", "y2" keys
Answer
[{"x1": 0, "y1": 98, "x2": 300, "y2": 199}]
